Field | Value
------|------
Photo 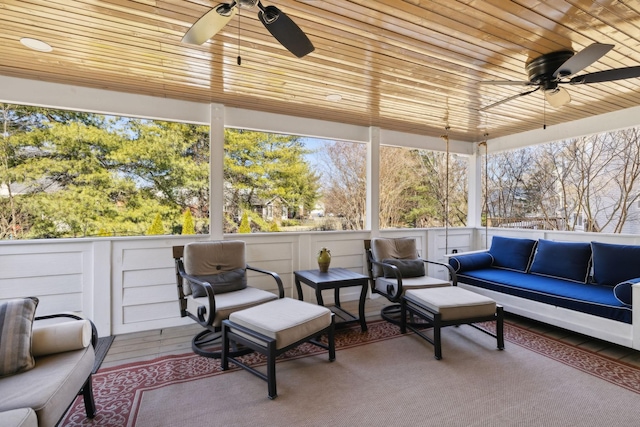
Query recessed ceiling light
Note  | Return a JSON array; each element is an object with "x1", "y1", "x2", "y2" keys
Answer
[
  {"x1": 20, "y1": 38, "x2": 53, "y2": 52},
  {"x1": 325, "y1": 94, "x2": 342, "y2": 102}
]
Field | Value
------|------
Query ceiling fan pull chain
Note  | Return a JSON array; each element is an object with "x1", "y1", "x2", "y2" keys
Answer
[{"x1": 237, "y1": 7, "x2": 242, "y2": 65}]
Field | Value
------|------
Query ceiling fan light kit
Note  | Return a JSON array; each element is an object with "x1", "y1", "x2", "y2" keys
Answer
[
  {"x1": 182, "y1": 1, "x2": 314, "y2": 58},
  {"x1": 480, "y1": 43, "x2": 640, "y2": 112}
]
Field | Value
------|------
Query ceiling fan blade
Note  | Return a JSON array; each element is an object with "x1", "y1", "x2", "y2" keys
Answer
[
  {"x1": 545, "y1": 87, "x2": 571, "y2": 108},
  {"x1": 182, "y1": 4, "x2": 237, "y2": 45},
  {"x1": 553, "y1": 43, "x2": 614, "y2": 78},
  {"x1": 569, "y1": 66, "x2": 640, "y2": 84},
  {"x1": 258, "y1": 5, "x2": 314, "y2": 58},
  {"x1": 479, "y1": 87, "x2": 540, "y2": 112}
]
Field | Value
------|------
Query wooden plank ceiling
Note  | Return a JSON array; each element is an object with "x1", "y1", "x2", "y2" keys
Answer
[{"x1": 1, "y1": 0, "x2": 639, "y2": 143}]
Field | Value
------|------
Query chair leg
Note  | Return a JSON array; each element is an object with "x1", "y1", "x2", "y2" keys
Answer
[
  {"x1": 496, "y1": 306, "x2": 505, "y2": 350},
  {"x1": 328, "y1": 318, "x2": 336, "y2": 362},
  {"x1": 433, "y1": 314, "x2": 442, "y2": 360},
  {"x1": 267, "y1": 341, "x2": 277, "y2": 400},
  {"x1": 400, "y1": 300, "x2": 407, "y2": 333},
  {"x1": 82, "y1": 375, "x2": 96, "y2": 419},
  {"x1": 221, "y1": 324, "x2": 230, "y2": 371}
]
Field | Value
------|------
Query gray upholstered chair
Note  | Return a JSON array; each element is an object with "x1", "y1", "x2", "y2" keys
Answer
[
  {"x1": 364, "y1": 237, "x2": 456, "y2": 323},
  {"x1": 173, "y1": 240, "x2": 284, "y2": 358}
]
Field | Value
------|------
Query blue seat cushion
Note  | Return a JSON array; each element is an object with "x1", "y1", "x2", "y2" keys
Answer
[
  {"x1": 488, "y1": 236, "x2": 537, "y2": 272},
  {"x1": 591, "y1": 241, "x2": 640, "y2": 286},
  {"x1": 529, "y1": 239, "x2": 592, "y2": 283},
  {"x1": 457, "y1": 269, "x2": 631, "y2": 323}
]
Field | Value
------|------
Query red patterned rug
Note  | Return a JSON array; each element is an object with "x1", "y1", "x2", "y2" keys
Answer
[{"x1": 60, "y1": 320, "x2": 640, "y2": 426}]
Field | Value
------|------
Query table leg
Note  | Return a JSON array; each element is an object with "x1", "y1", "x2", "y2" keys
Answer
[
  {"x1": 295, "y1": 278, "x2": 304, "y2": 301},
  {"x1": 316, "y1": 288, "x2": 324, "y2": 306},
  {"x1": 358, "y1": 281, "x2": 368, "y2": 332},
  {"x1": 334, "y1": 287, "x2": 341, "y2": 307}
]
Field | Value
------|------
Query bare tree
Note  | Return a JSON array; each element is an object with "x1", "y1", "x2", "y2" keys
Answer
[
  {"x1": 486, "y1": 126, "x2": 640, "y2": 233},
  {"x1": 319, "y1": 141, "x2": 366, "y2": 230},
  {"x1": 485, "y1": 148, "x2": 535, "y2": 220},
  {"x1": 411, "y1": 150, "x2": 468, "y2": 227}
]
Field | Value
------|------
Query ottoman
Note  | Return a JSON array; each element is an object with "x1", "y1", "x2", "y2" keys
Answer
[
  {"x1": 400, "y1": 286, "x2": 504, "y2": 359},
  {"x1": 221, "y1": 297, "x2": 335, "y2": 399}
]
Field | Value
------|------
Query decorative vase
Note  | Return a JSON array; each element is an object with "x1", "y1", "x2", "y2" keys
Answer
[{"x1": 317, "y1": 247, "x2": 331, "y2": 273}]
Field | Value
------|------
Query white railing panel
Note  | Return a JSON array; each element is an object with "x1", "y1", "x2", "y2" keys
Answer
[
  {"x1": 3, "y1": 227, "x2": 640, "y2": 339},
  {"x1": 0, "y1": 241, "x2": 94, "y2": 319}
]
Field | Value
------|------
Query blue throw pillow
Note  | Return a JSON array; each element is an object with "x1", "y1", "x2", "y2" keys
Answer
[
  {"x1": 591, "y1": 242, "x2": 640, "y2": 286},
  {"x1": 488, "y1": 236, "x2": 537, "y2": 272},
  {"x1": 613, "y1": 278, "x2": 640, "y2": 306},
  {"x1": 449, "y1": 252, "x2": 494, "y2": 273},
  {"x1": 529, "y1": 239, "x2": 592, "y2": 283}
]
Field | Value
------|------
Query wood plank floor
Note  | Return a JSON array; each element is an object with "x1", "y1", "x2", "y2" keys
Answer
[{"x1": 101, "y1": 297, "x2": 640, "y2": 369}]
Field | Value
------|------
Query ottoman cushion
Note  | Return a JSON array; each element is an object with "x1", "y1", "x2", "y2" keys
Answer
[
  {"x1": 229, "y1": 298, "x2": 332, "y2": 349},
  {"x1": 405, "y1": 287, "x2": 496, "y2": 321}
]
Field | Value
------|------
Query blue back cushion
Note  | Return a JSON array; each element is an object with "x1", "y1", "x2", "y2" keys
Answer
[
  {"x1": 591, "y1": 241, "x2": 640, "y2": 286},
  {"x1": 488, "y1": 236, "x2": 537, "y2": 272},
  {"x1": 529, "y1": 239, "x2": 592, "y2": 283}
]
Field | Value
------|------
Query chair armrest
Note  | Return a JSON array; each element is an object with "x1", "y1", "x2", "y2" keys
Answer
[
  {"x1": 369, "y1": 259, "x2": 405, "y2": 301},
  {"x1": 246, "y1": 265, "x2": 285, "y2": 298},
  {"x1": 420, "y1": 259, "x2": 458, "y2": 286},
  {"x1": 176, "y1": 269, "x2": 218, "y2": 326}
]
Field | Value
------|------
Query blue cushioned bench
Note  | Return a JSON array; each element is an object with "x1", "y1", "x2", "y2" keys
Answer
[{"x1": 448, "y1": 237, "x2": 640, "y2": 349}]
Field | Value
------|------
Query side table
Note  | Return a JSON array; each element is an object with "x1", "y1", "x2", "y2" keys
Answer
[{"x1": 294, "y1": 268, "x2": 369, "y2": 331}]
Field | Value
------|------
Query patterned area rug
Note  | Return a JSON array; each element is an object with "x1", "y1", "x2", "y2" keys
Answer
[{"x1": 60, "y1": 320, "x2": 640, "y2": 426}]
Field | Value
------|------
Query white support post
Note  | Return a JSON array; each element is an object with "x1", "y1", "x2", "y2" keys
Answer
[
  {"x1": 633, "y1": 283, "x2": 640, "y2": 350},
  {"x1": 210, "y1": 103, "x2": 225, "y2": 240},
  {"x1": 467, "y1": 144, "x2": 483, "y2": 229},
  {"x1": 367, "y1": 127, "x2": 381, "y2": 234}
]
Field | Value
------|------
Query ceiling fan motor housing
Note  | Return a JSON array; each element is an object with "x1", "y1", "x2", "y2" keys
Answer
[{"x1": 526, "y1": 50, "x2": 574, "y2": 84}]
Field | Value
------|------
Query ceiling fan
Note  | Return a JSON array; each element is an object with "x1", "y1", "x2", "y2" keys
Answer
[
  {"x1": 479, "y1": 43, "x2": 640, "y2": 111},
  {"x1": 182, "y1": 0, "x2": 314, "y2": 58}
]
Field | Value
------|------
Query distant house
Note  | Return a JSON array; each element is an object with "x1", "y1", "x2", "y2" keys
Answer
[
  {"x1": 309, "y1": 202, "x2": 326, "y2": 219},
  {"x1": 254, "y1": 196, "x2": 291, "y2": 222}
]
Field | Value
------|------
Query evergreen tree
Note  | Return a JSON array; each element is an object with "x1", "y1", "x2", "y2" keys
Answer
[
  {"x1": 147, "y1": 213, "x2": 165, "y2": 235},
  {"x1": 238, "y1": 211, "x2": 251, "y2": 233},
  {"x1": 224, "y1": 129, "x2": 319, "y2": 223},
  {"x1": 182, "y1": 209, "x2": 195, "y2": 235},
  {"x1": 0, "y1": 104, "x2": 209, "y2": 239}
]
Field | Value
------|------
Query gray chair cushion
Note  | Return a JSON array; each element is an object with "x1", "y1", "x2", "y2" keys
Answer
[
  {"x1": 382, "y1": 258, "x2": 425, "y2": 278},
  {"x1": 374, "y1": 276, "x2": 450, "y2": 297},
  {"x1": 0, "y1": 345, "x2": 95, "y2": 427},
  {"x1": 0, "y1": 408, "x2": 38, "y2": 427},
  {"x1": 187, "y1": 287, "x2": 279, "y2": 327},
  {"x1": 371, "y1": 238, "x2": 419, "y2": 278},
  {"x1": 184, "y1": 241, "x2": 247, "y2": 296}
]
